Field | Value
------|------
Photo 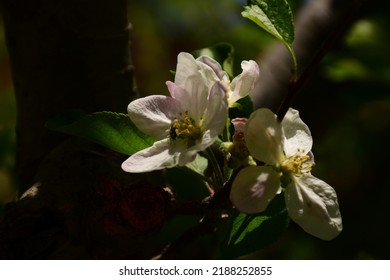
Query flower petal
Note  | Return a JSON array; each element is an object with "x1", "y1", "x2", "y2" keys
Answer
[
  {"x1": 202, "y1": 81, "x2": 229, "y2": 139},
  {"x1": 196, "y1": 55, "x2": 229, "y2": 81},
  {"x1": 121, "y1": 139, "x2": 176, "y2": 172},
  {"x1": 174, "y1": 52, "x2": 201, "y2": 88},
  {"x1": 121, "y1": 137, "x2": 199, "y2": 173},
  {"x1": 166, "y1": 77, "x2": 209, "y2": 123},
  {"x1": 284, "y1": 174, "x2": 343, "y2": 240},
  {"x1": 128, "y1": 95, "x2": 183, "y2": 139},
  {"x1": 229, "y1": 60, "x2": 259, "y2": 104},
  {"x1": 245, "y1": 108, "x2": 284, "y2": 165},
  {"x1": 175, "y1": 52, "x2": 219, "y2": 92},
  {"x1": 230, "y1": 166, "x2": 282, "y2": 214},
  {"x1": 281, "y1": 108, "x2": 313, "y2": 157}
]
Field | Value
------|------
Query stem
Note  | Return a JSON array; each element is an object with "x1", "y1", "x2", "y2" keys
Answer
[
  {"x1": 287, "y1": 45, "x2": 298, "y2": 83},
  {"x1": 206, "y1": 147, "x2": 224, "y2": 191},
  {"x1": 222, "y1": 118, "x2": 231, "y2": 142}
]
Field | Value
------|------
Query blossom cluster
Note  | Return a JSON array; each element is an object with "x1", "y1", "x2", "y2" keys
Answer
[{"x1": 121, "y1": 52, "x2": 342, "y2": 240}]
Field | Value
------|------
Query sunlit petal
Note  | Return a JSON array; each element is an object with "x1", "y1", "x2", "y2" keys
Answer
[
  {"x1": 174, "y1": 52, "x2": 200, "y2": 88},
  {"x1": 245, "y1": 108, "x2": 284, "y2": 164},
  {"x1": 229, "y1": 60, "x2": 259, "y2": 104},
  {"x1": 121, "y1": 139, "x2": 177, "y2": 172},
  {"x1": 281, "y1": 108, "x2": 313, "y2": 157},
  {"x1": 284, "y1": 174, "x2": 343, "y2": 240}
]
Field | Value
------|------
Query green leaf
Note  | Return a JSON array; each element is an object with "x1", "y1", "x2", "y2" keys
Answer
[
  {"x1": 165, "y1": 166, "x2": 210, "y2": 201},
  {"x1": 242, "y1": 0, "x2": 297, "y2": 73},
  {"x1": 220, "y1": 193, "x2": 289, "y2": 259},
  {"x1": 46, "y1": 110, "x2": 155, "y2": 155},
  {"x1": 192, "y1": 42, "x2": 235, "y2": 78},
  {"x1": 243, "y1": 0, "x2": 294, "y2": 45}
]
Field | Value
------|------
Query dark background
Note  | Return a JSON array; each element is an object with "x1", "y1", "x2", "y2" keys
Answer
[{"x1": 0, "y1": 0, "x2": 389, "y2": 259}]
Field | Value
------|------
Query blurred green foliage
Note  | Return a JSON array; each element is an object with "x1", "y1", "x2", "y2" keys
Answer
[
  {"x1": 0, "y1": 0, "x2": 389, "y2": 259},
  {"x1": 127, "y1": 0, "x2": 275, "y2": 95}
]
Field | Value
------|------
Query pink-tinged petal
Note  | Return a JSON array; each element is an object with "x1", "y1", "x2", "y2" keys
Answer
[
  {"x1": 166, "y1": 76, "x2": 208, "y2": 123},
  {"x1": 196, "y1": 58, "x2": 222, "y2": 90},
  {"x1": 166, "y1": 80, "x2": 187, "y2": 100},
  {"x1": 230, "y1": 166, "x2": 282, "y2": 214},
  {"x1": 197, "y1": 55, "x2": 229, "y2": 81},
  {"x1": 230, "y1": 60, "x2": 260, "y2": 104},
  {"x1": 128, "y1": 95, "x2": 183, "y2": 139},
  {"x1": 245, "y1": 108, "x2": 284, "y2": 165},
  {"x1": 231, "y1": 118, "x2": 248, "y2": 134},
  {"x1": 284, "y1": 174, "x2": 343, "y2": 240},
  {"x1": 165, "y1": 80, "x2": 176, "y2": 98},
  {"x1": 281, "y1": 108, "x2": 313, "y2": 157},
  {"x1": 202, "y1": 81, "x2": 229, "y2": 138},
  {"x1": 121, "y1": 139, "x2": 176, "y2": 173}
]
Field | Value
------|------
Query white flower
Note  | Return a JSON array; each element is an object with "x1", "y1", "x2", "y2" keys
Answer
[
  {"x1": 121, "y1": 52, "x2": 228, "y2": 173},
  {"x1": 230, "y1": 108, "x2": 342, "y2": 240},
  {"x1": 195, "y1": 55, "x2": 259, "y2": 107}
]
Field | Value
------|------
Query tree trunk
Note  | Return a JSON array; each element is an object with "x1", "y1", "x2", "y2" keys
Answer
[{"x1": 2, "y1": 0, "x2": 136, "y2": 189}]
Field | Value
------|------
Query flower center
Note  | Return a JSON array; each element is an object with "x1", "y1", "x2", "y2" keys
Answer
[
  {"x1": 170, "y1": 112, "x2": 202, "y2": 145},
  {"x1": 280, "y1": 149, "x2": 314, "y2": 176}
]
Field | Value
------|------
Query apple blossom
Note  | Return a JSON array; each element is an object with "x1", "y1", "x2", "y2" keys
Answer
[
  {"x1": 121, "y1": 52, "x2": 228, "y2": 173},
  {"x1": 230, "y1": 108, "x2": 342, "y2": 240}
]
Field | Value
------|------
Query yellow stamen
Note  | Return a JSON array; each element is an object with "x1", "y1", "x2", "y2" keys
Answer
[
  {"x1": 170, "y1": 112, "x2": 202, "y2": 146},
  {"x1": 280, "y1": 149, "x2": 314, "y2": 176}
]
